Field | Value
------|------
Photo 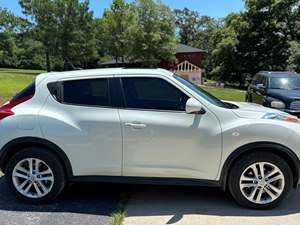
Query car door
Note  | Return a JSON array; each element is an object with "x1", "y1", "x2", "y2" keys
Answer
[
  {"x1": 39, "y1": 76, "x2": 123, "y2": 176},
  {"x1": 118, "y1": 75, "x2": 222, "y2": 180}
]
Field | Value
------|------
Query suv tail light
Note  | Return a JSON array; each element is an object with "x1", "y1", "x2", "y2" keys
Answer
[{"x1": 0, "y1": 95, "x2": 33, "y2": 120}]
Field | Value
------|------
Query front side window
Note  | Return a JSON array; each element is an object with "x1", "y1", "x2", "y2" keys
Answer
[
  {"x1": 173, "y1": 75, "x2": 234, "y2": 109},
  {"x1": 62, "y1": 78, "x2": 110, "y2": 107},
  {"x1": 122, "y1": 77, "x2": 189, "y2": 111}
]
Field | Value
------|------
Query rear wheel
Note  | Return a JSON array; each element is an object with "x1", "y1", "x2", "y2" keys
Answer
[
  {"x1": 6, "y1": 147, "x2": 66, "y2": 204},
  {"x1": 228, "y1": 152, "x2": 293, "y2": 209}
]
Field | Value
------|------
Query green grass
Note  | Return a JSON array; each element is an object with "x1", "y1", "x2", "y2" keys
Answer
[
  {"x1": 109, "y1": 193, "x2": 129, "y2": 225},
  {"x1": 202, "y1": 86, "x2": 246, "y2": 102},
  {"x1": 0, "y1": 68, "x2": 44, "y2": 104}
]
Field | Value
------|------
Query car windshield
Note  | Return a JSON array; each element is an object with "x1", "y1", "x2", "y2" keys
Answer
[
  {"x1": 269, "y1": 77, "x2": 300, "y2": 90},
  {"x1": 173, "y1": 74, "x2": 236, "y2": 109}
]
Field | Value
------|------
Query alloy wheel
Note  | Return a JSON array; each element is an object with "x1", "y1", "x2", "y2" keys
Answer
[
  {"x1": 239, "y1": 162, "x2": 285, "y2": 204},
  {"x1": 12, "y1": 158, "x2": 54, "y2": 199}
]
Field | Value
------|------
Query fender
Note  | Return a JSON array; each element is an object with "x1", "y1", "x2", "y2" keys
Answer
[
  {"x1": 220, "y1": 142, "x2": 300, "y2": 190},
  {"x1": 0, "y1": 137, "x2": 73, "y2": 178}
]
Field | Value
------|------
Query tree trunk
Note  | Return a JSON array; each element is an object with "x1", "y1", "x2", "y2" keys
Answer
[{"x1": 46, "y1": 49, "x2": 51, "y2": 72}]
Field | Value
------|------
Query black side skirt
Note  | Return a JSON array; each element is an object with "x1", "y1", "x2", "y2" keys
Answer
[{"x1": 70, "y1": 176, "x2": 220, "y2": 187}]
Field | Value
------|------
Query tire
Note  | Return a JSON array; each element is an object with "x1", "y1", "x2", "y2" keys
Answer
[
  {"x1": 228, "y1": 152, "x2": 293, "y2": 209},
  {"x1": 5, "y1": 147, "x2": 66, "y2": 204}
]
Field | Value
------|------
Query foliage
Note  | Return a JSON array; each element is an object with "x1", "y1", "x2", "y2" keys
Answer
[
  {"x1": 99, "y1": 0, "x2": 138, "y2": 63},
  {"x1": 129, "y1": 0, "x2": 177, "y2": 67},
  {"x1": 287, "y1": 41, "x2": 300, "y2": 73},
  {"x1": 18, "y1": 0, "x2": 97, "y2": 71},
  {"x1": 174, "y1": 8, "x2": 202, "y2": 45},
  {"x1": 1, "y1": 0, "x2": 300, "y2": 84},
  {"x1": 209, "y1": 0, "x2": 300, "y2": 85},
  {"x1": 55, "y1": 0, "x2": 98, "y2": 70}
]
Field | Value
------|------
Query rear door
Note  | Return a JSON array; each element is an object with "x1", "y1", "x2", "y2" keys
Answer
[{"x1": 39, "y1": 76, "x2": 123, "y2": 176}]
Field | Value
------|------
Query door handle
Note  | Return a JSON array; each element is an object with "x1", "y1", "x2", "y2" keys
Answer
[{"x1": 124, "y1": 122, "x2": 147, "y2": 129}]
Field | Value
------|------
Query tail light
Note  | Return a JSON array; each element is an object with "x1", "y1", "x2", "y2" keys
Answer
[{"x1": 0, "y1": 95, "x2": 33, "y2": 120}]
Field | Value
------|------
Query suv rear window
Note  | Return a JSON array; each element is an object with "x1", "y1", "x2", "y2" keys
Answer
[
  {"x1": 11, "y1": 81, "x2": 35, "y2": 102},
  {"x1": 62, "y1": 78, "x2": 110, "y2": 107}
]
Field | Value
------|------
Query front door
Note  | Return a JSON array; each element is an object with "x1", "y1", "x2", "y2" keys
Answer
[{"x1": 119, "y1": 76, "x2": 222, "y2": 180}]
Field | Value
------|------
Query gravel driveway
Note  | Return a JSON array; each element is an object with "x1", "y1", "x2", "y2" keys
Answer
[
  {"x1": 124, "y1": 185, "x2": 300, "y2": 225},
  {"x1": 0, "y1": 177, "x2": 122, "y2": 225}
]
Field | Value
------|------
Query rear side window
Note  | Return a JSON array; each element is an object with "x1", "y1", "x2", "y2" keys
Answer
[
  {"x1": 11, "y1": 81, "x2": 35, "y2": 102},
  {"x1": 62, "y1": 78, "x2": 110, "y2": 107},
  {"x1": 121, "y1": 77, "x2": 189, "y2": 111}
]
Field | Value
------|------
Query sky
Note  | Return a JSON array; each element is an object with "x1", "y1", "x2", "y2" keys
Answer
[{"x1": 0, "y1": 0, "x2": 245, "y2": 19}]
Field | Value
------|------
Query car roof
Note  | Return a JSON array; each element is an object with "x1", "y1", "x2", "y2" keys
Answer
[
  {"x1": 257, "y1": 71, "x2": 300, "y2": 78},
  {"x1": 37, "y1": 68, "x2": 174, "y2": 82}
]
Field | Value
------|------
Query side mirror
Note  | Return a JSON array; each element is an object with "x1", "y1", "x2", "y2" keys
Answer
[
  {"x1": 256, "y1": 83, "x2": 266, "y2": 93},
  {"x1": 185, "y1": 98, "x2": 206, "y2": 114},
  {"x1": 256, "y1": 83, "x2": 265, "y2": 90}
]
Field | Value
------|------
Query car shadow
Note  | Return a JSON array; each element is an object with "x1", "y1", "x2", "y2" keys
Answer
[
  {"x1": 0, "y1": 176, "x2": 124, "y2": 216},
  {"x1": 125, "y1": 185, "x2": 300, "y2": 223},
  {"x1": 1, "y1": 175, "x2": 300, "y2": 222}
]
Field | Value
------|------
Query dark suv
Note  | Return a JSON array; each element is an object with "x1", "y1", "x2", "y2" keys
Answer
[{"x1": 246, "y1": 71, "x2": 300, "y2": 117}]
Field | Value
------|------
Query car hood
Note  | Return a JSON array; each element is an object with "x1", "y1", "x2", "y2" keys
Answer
[
  {"x1": 226, "y1": 101, "x2": 289, "y2": 119},
  {"x1": 267, "y1": 89, "x2": 300, "y2": 101}
]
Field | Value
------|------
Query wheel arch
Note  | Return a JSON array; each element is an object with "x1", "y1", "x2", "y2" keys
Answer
[
  {"x1": 220, "y1": 142, "x2": 300, "y2": 190},
  {"x1": 0, "y1": 137, "x2": 73, "y2": 179}
]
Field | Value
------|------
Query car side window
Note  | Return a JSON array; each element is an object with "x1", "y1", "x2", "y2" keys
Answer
[
  {"x1": 121, "y1": 77, "x2": 189, "y2": 111},
  {"x1": 255, "y1": 75, "x2": 262, "y2": 85},
  {"x1": 251, "y1": 75, "x2": 258, "y2": 85},
  {"x1": 261, "y1": 76, "x2": 267, "y2": 86},
  {"x1": 62, "y1": 78, "x2": 110, "y2": 107}
]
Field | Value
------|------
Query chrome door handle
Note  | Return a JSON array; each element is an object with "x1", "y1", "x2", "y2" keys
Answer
[{"x1": 124, "y1": 122, "x2": 147, "y2": 129}]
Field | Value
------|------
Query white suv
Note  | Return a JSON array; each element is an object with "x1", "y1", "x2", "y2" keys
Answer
[{"x1": 0, "y1": 68, "x2": 299, "y2": 209}]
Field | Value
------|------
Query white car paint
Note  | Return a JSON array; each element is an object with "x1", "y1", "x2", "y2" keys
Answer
[{"x1": 0, "y1": 68, "x2": 299, "y2": 182}]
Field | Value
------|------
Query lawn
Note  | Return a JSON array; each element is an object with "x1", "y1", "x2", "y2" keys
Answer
[
  {"x1": 0, "y1": 68, "x2": 246, "y2": 104},
  {"x1": 202, "y1": 86, "x2": 246, "y2": 102},
  {"x1": 0, "y1": 68, "x2": 43, "y2": 104}
]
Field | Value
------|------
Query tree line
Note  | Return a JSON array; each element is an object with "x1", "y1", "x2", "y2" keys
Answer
[{"x1": 1, "y1": 0, "x2": 300, "y2": 85}]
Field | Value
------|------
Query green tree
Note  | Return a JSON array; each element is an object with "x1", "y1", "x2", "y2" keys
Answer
[
  {"x1": 99, "y1": 0, "x2": 138, "y2": 63},
  {"x1": 19, "y1": 0, "x2": 57, "y2": 71},
  {"x1": 19, "y1": 0, "x2": 97, "y2": 71},
  {"x1": 0, "y1": 8, "x2": 29, "y2": 68},
  {"x1": 131, "y1": 0, "x2": 177, "y2": 67},
  {"x1": 211, "y1": 13, "x2": 243, "y2": 84},
  {"x1": 174, "y1": 8, "x2": 201, "y2": 45},
  {"x1": 55, "y1": 0, "x2": 97, "y2": 70},
  {"x1": 287, "y1": 41, "x2": 300, "y2": 72},
  {"x1": 210, "y1": 0, "x2": 300, "y2": 84}
]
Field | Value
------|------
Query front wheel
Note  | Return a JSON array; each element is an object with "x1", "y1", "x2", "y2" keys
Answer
[
  {"x1": 6, "y1": 147, "x2": 66, "y2": 204},
  {"x1": 228, "y1": 152, "x2": 293, "y2": 209}
]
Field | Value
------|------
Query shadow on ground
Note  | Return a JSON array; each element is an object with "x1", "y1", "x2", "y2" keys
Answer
[
  {"x1": 125, "y1": 185, "x2": 300, "y2": 224},
  {"x1": 1, "y1": 175, "x2": 300, "y2": 225},
  {"x1": 0, "y1": 176, "x2": 126, "y2": 225}
]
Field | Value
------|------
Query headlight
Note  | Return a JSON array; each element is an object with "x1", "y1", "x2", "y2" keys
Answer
[
  {"x1": 270, "y1": 100, "x2": 285, "y2": 109},
  {"x1": 262, "y1": 113, "x2": 299, "y2": 123}
]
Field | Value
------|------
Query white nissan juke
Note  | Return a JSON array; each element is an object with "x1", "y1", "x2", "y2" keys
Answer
[{"x1": 0, "y1": 68, "x2": 299, "y2": 209}]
